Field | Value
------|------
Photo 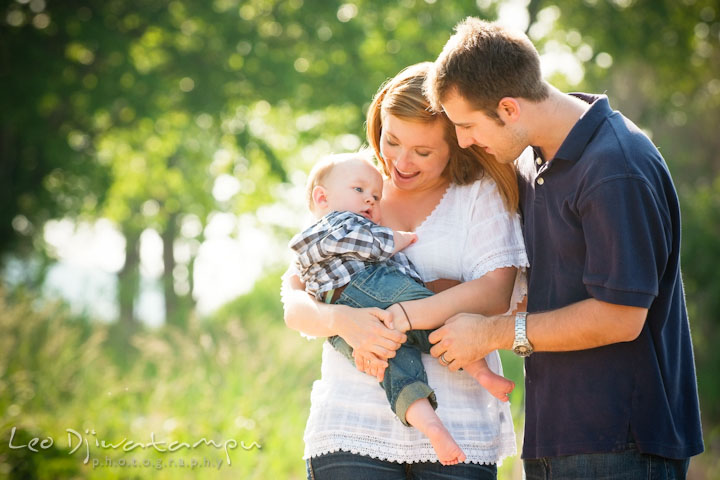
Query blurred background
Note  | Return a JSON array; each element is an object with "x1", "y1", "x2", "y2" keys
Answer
[{"x1": 1, "y1": 0, "x2": 718, "y2": 478}]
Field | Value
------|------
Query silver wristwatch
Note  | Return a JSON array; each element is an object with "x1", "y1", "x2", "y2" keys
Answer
[{"x1": 512, "y1": 311, "x2": 534, "y2": 357}]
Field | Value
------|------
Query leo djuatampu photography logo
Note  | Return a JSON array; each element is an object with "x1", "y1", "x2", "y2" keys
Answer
[{"x1": 7, "y1": 426, "x2": 260, "y2": 467}]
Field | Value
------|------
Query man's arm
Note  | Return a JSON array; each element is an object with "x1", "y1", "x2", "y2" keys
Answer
[{"x1": 428, "y1": 297, "x2": 648, "y2": 370}]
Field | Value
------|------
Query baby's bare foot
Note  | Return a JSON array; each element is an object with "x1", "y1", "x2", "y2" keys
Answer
[
  {"x1": 465, "y1": 360, "x2": 515, "y2": 402},
  {"x1": 405, "y1": 398, "x2": 466, "y2": 466},
  {"x1": 425, "y1": 421, "x2": 467, "y2": 466}
]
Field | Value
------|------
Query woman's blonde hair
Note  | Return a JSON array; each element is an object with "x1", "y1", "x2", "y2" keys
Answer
[{"x1": 366, "y1": 62, "x2": 519, "y2": 211}]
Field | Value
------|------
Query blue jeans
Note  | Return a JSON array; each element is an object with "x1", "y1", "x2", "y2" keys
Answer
[
  {"x1": 307, "y1": 451, "x2": 497, "y2": 479},
  {"x1": 523, "y1": 445, "x2": 690, "y2": 480},
  {"x1": 328, "y1": 264, "x2": 438, "y2": 426}
]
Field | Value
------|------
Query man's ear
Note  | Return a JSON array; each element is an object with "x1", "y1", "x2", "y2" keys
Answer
[
  {"x1": 312, "y1": 185, "x2": 329, "y2": 210},
  {"x1": 497, "y1": 97, "x2": 521, "y2": 123}
]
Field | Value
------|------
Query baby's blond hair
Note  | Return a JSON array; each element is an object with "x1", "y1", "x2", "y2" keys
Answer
[{"x1": 305, "y1": 150, "x2": 379, "y2": 213}]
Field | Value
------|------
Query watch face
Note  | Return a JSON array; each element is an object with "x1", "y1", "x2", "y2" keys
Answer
[{"x1": 513, "y1": 345, "x2": 532, "y2": 357}]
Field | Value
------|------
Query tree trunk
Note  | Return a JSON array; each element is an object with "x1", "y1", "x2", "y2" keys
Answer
[
  {"x1": 118, "y1": 226, "x2": 141, "y2": 327},
  {"x1": 162, "y1": 212, "x2": 181, "y2": 327}
]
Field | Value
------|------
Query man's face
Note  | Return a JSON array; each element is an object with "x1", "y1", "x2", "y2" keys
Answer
[{"x1": 441, "y1": 91, "x2": 528, "y2": 165}]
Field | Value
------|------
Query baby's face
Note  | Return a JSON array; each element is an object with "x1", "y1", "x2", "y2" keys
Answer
[{"x1": 322, "y1": 159, "x2": 384, "y2": 223}]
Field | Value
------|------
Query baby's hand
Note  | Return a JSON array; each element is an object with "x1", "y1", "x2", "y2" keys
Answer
[{"x1": 392, "y1": 230, "x2": 417, "y2": 254}]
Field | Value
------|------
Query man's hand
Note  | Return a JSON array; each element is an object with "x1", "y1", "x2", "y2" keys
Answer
[{"x1": 429, "y1": 312, "x2": 512, "y2": 371}]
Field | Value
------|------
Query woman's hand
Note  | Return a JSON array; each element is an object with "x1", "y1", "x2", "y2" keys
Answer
[
  {"x1": 353, "y1": 351, "x2": 388, "y2": 382},
  {"x1": 281, "y1": 270, "x2": 404, "y2": 381},
  {"x1": 334, "y1": 304, "x2": 406, "y2": 380},
  {"x1": 335, "y1": 304, "x2": 406, "y2": 358}
]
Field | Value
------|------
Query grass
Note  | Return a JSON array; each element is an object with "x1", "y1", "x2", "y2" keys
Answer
[{"x1": 0, "y1": 277, "x2": 320, "y2": 479}]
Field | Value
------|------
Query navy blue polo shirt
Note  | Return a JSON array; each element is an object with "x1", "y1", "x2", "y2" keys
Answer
[{"x1": 517, "y1": 94, "x2": 703, "y2": 460}]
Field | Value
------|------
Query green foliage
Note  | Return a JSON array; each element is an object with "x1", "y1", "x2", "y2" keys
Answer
[
  {"x1": 680, "y1": 180, "x2": 720, "y2": 423},
  {"x1": 529, "y1": 0, "x2": 720, "y2": 180},
  {"x1": 2, "y1": 0, "x2": 508, "y2": 256},
  {"x1": 0, "y1": 289, "x2": 109, "y2": 478}
]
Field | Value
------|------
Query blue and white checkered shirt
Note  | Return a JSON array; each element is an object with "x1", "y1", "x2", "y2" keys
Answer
[{"x1": 289, "y1": 211, "x2": 422, "y2": 300}]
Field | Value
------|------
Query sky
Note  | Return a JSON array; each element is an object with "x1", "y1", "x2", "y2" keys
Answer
[{"x1": 38, "y1": 197, "x2": 304, "y2": 326}]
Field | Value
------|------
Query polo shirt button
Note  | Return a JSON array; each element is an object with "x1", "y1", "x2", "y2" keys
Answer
[
  {"x1": 537, "y1": 177, "x2": 544, "y2": 185},
  {"x1": 535, "y1": 158, "x2": 543, "y2": 165}
]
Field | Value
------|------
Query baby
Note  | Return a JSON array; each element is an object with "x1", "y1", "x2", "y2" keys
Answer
[{"x1": 289, "y1": 151, "x2": 514, "y2": 465}]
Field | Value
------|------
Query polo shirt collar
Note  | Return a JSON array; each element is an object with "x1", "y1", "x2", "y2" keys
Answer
[{"x1": 550, "y1": 93, "x2": 612, "y2": 163}]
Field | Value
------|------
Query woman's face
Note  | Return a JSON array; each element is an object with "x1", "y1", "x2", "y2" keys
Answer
[{"x1": 379, "y1": 114, "x2": 451, "y2": 192}]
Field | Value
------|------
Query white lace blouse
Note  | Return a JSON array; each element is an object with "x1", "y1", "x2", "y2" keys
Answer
[{"x1": 281, "y1": 177, "x2": 529, "y2": 465}]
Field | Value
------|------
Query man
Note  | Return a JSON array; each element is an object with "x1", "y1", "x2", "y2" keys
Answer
[{"x1": 425, "y1": 17, "x2": 703, "y2": 479}]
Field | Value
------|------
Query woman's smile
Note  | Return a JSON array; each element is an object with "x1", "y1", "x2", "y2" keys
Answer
[{"x1": 394, "y1": 166, "x2": 420, "y2": 179}]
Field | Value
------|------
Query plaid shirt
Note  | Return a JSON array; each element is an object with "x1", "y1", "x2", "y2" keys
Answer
[{"x1": 289, "y1": 211, "x2": 422, "y2": 300}]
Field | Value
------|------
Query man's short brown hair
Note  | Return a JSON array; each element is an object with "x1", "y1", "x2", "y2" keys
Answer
[{"x1": 426, "y1": 17, "x2": 549, "y2": 121}]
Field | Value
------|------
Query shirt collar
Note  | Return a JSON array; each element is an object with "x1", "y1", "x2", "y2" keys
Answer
[{"x1": 547, "y1": 93, "x2": 612, "y2": 164}]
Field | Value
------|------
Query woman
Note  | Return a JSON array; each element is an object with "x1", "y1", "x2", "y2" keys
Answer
[{"x1": 282, "y1": 62, "x2": 528, "y2": 479}]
